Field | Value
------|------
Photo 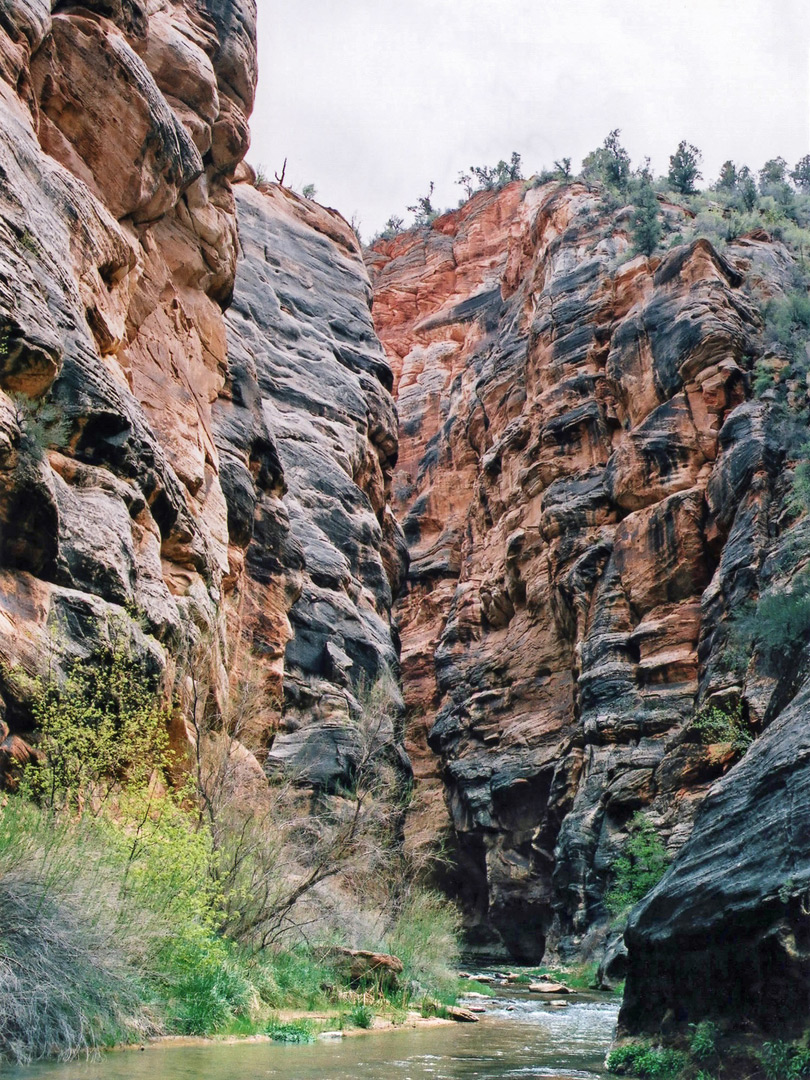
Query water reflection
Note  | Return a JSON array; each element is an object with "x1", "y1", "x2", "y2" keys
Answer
[{"x1": 10, "y1": 997, "x2": 617, "y2": 1080}]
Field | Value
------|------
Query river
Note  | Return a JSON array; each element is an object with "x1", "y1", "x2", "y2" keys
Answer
[{"x1": 9, "y1": 990, "x2": 618, "y2": 1079}]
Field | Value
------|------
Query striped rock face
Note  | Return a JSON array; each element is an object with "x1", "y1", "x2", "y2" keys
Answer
[{"x1": 369, "y1": 183, "x2": 796, "y2": 962}]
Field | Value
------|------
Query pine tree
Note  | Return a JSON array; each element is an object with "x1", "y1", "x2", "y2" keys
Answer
[
  {"x1": 668, "y1": 140, "x2": 702, "y2": 194},
  {"x1": 631, "y1": 179, "x2": 662, "y2": 256}
]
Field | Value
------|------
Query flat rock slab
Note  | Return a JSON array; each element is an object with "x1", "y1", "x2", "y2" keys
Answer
[
  {"x1": 528, "y1": 981, "x2": 571, "y2": 994},
  {"x1": 445, "y1": 1006, "x2": 480, "y2": 1023}
]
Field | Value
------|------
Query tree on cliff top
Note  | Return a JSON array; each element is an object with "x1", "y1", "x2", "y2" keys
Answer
[
  {"x1": 668, "y1": 140, "x2": 702, "y2": 194},
  {"x1": 407, "y1": 181, "x2": 438, "y2": 227},
  {"x1": 581, "y1": 129, "x2": 631, "y2": 192},
  {"x1": 457, "y1": 151, "x2": 523, "y2": 198}
]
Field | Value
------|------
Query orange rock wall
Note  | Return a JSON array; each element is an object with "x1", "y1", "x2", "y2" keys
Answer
[{"x1": 369, "y1": 182, "x2": 788, "y2": 959}]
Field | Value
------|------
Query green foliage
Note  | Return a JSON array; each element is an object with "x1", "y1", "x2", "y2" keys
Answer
[
  {"x1": 9, "y1": 392, "x2": 69, "y2": 461},
  {"x1": 605, "y1": 813, "x2": 669, "y2": 917},
  {"x1": 458, "y1": 151, "x2": 523, "y2": 198},
  {"x1": 792, "y1": 155, "x2": 810, "y2": 193},
  {"x1": 759, "y1": 156, "x2": 789, "y2": 194},
  {"x1": 606, "y1": 1042, "x2": 687, "y2": 1077},
  {"x1": 407, "y1": 181, "x2": 438, "y2": 227},
  {"x1": 693, "y1": 704, "x2": 753, "y2": 754},
  {"x1": 732, "y1": 574, "x2": 810, "y2": 661},
  {"x1": 384, "y1": 888, "x2": 461, "y2": 999},
  {"x1": 716, "y1": 160, "x2": 738, "y2": 192},
  {"x1": 690, "y1": 1020, "x2": 718, "y2": 1061},
  {"x1": 668, "y1": 140, "x2": 702, "y2": 194},
  {"x1": 301, "y1": 183, "x2": 316, "y2": 200},
  {"x1": 379, "y1": 215, "x2": 405, "y2": 241},
  {"x1": 631, "y1": 179, "x2": 662, "y2": 257},
  {"x1": 554, "y1": 157, "x2": 572, "y2": 180},
  {"x1": 267, "y1": 1020, "x2": 315, "y2": 1044},
  {"x1": 760, "y1": 1039, "x2": 810, "y2": 1079},
  {"x1": 348, "y1": 1003, "x2": 374, "y2": 1028},
  {"x1": 24, "y1": 642, "x2": 170, "y2": 813},
  {"x1": 581, "y1": 129, "x2": 631, "y2": 191}
]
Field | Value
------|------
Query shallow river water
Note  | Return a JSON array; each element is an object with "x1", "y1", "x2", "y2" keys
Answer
[{"x1": 11, "y1": 992, "x2": 618, "y2": 1080}]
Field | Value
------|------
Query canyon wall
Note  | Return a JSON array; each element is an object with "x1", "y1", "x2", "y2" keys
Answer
[
  {"x1": 0, "y1": 3, "x2": 403, "y2": 782},
  {"x1": 369, "y1": 182, "x2": 798, "y2": 961}
]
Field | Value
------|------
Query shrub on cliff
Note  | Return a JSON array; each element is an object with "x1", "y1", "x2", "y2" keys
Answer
[
  {"x1": 631, "y1": 179, "x2": 662, "y2": 256},
  {"x1": 605, "y1": 812, "x2": 669, "y2": 917},
  {"x1": 457, "y1": 151, "x2": 523, "y2": 198},
  {"x1": 407, "y1": 181, "x2": 439, "y2": 227}
]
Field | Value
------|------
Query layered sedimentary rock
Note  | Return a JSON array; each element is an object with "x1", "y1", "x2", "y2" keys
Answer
[
  {"x1": 0, "y1": 2, "x2": 403, "y2": 781},
  {"x1": 218, "y1": 181, "x2": 406, "y2": 782},
  {"x1": 369, "y1": 182, "x2": 793, "y2": 960},
  {"x1": 0, "y1": 0, "x2": 257, "y2": 734}
]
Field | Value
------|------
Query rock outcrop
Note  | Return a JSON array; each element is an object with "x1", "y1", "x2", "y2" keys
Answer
[
  {"x1": 218, "y1": 181, "x2": 406, "y2": 782},
  {"x1": 369, "y1": 181, "x2": 795, "y2": 960},
  {"x1": 0, "y1": 3, "x2": 404, "y2": 785}
]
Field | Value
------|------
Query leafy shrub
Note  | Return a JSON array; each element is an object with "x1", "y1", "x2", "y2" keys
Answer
[
  {"x1": 407, "y1": 182, "x2": 438, "y2": 227},
  {"x1": 384, "y1": 888, "x2": 461, "y2": 999},
  {"x1": 760, "y1": 1039, "x2": 810, "y2": 1079},
  {"x1": 348, "y1": 1003, "x2": 374, "y2": 1028},
  {"x1": 606, "y1": 1042, "x2": 687, "y2": 1077},
  {"x1": 267, "y1": 1020, "x2": 315, "y2": 1043},
  {"x1": 457, "y1": 152, "x2": 523, "y2": 197},
  {"x1": 581, "y1": 129, "x2": 631, "y2": 191},
  {"x1": 693, "y1": 705, "x2": 752, "y2": 754},
  {"x1": 690, "y1": 1019, "x2": 718, "y2": 1061},
  {"x1": 605, "y1": 813, "x2": 669, "y2": 917},
  {"x1": 733, "y1": 577, "x2": 810, "y2": 659}
]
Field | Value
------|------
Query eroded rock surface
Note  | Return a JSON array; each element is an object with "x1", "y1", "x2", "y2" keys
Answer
[
  {"x1": 219, "y1": 182, "x2": 406, "y2": 784},
  {"x1": 369, "y1": 182, "x2": 793, "y2": 960},
  {"x1": 0, "y1": 2, "x2": 404, "y2": 787}
]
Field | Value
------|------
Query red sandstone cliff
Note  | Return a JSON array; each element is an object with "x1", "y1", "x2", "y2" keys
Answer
[{"x1": 369, "y1": 181, "x2": 794, "y2": 960}]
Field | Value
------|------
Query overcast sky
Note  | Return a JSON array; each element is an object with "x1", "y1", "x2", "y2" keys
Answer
[{"x1": 251, "y1": 0, "x2": 810, "y2": 239}]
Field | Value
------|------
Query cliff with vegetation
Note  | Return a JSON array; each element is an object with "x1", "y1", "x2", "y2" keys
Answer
[
  {"x1": 0, "y1": 1, "x2": 404, "y2": 780},
  {"x1": 368, "y1": 173, "x2": 810, "y2": 985}
]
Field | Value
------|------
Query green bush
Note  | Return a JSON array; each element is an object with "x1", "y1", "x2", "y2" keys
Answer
[
  {"x1": 693, "y1": 705, "x2": 752, "y2": 754},
  {"x1": 348, "y1": 1003, "x2": 374, "y2": 1028},
  {"x1": 267, "y1": 1020, "x2": 315, "y2": 1044},
  {"x1": 606, "y1": 1042, "x2": 687, "y2": 1077},
  {"x1": 690, "y1": 1019, "x2": 718, "y2": 1061},
  {"x1": 760, "y1": 1039, "x2": 810, "y2": 1079},
  {"x1": 605, "y1": 813, "x2": 669, "y2": 917}
]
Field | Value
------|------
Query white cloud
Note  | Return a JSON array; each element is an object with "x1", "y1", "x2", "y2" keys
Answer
[{"x1": 251, "y1": 0, "x2": 810, "y2": 237}]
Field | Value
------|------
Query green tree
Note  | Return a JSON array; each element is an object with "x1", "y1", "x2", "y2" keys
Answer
[
  {"x1": 738, "y1": 166, "x2": 759, "y2": 210},
  {"x1": 630, "y1": 179, "x2": 662, "y2": 256},
  {"x1": 760, "y1": 156, "x2": 788, "y2": 189},
  {"x1": 668, "y1": 140, "x2": 702, "y2": 194},
  {"x1": 554, "y1": 157, "x2": 572, "y2": 181},
  {"x1": 581, "y1": 129, "x2": 631, "y2": 191},
  {"x1": 301, "y1": 183, "x2": 316, "y2": 200},
  {"x1": 716, "y1": 159, "x2": 738, "y2": 192},
  {"x1": 791, "y1": 154, "x2": 810, "y2": 193},
  {"x1": 407, "y1": 181, "x2": 438, "y2": 227}
]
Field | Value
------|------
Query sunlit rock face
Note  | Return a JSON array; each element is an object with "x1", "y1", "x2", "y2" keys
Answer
[
  {"x1": 219, "y1": 182, "x2": 407, "y2": 785},
  {"x1": 0, "y1": 0, "x2": 259, "y2": 735},
  {"x1": 0, "y1": 3, "x2": 405, "y2": 783},
  {"x1": 369, "y1": 182, "x2": 793, "y2": 961}
]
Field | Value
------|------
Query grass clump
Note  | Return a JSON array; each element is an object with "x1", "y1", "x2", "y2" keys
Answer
[
  {"x1": 606, "y1": 1042, "x2": 687, "y2": 1077},
  {"x1": 605, "y1": 813, "x2": 669, "y2": 917},
  {"x1": 347, "y1": 1003, "x2": 374, "y2": 1028}
]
